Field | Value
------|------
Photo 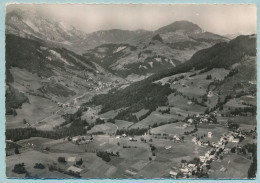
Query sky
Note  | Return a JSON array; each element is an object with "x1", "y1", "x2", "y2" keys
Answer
[{"x1": 6, "y1": 4, "x2": 257, "y2": 35}]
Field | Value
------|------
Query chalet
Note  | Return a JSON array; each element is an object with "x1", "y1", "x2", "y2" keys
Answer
[
  {"x1": 169, "y1": 171, "x2": 178, "y2": 178},
  {"x1": 192, "y1": 137, "x2": 197, "y2": 143},
  {"x1": 165, "y1": 146, "x2": 172, "y2": 150},
  {"x1": 232, "y1": 138, "x2": 239, "y2": 143},
  {"x1": 67, "y1": 156, "x2": 76, "y2": 162},
  {"x1": 207, "y1": 91, "x2": 214, "y2": 97},
  {"x1": 228, "y1": 136, "x2": 234, "y2": 142},
  {"x1": 220, "y1": 167, "x2": 227, "y2": 172},
  {"x1": 200, "y1": 156, "x2": 206, "y2": 162},
  {"x1": 187, "y1": 101, "x2": 192, "y2": 105},
  {"x1": 180, "y1": 168, "x2": 189, "y2": 174},
  {"x1": 197, "y1": 141, "x2": 202, "y2": 146},
  {"x1": 174, "y1": 135, "x2": 180, "y2": 141},
  {"x1": 188, "y1": 164, "x2": 196, "y2": 170},
  {"x1": 67, "y1": 166, "x2": 83, "y2": 174},
  {"x1": 72, "y1": 136, "x2": 80, "y2": 143},
  {"x1": 187, "y1": 118, "x2": 193, "y2": 123},
  {"x1": 209, "y1": 155, "x2": 215, "y2": 160}
]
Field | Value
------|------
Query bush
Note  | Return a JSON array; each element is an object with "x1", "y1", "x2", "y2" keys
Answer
[
  {"x1": 14, "y1": 147, "x2": 19, "y2": 154},
  {"x1": 34, "y1": 163, "x2": 45, "y2": 169},
  {"x1": 206, "y1": 75, "x2": 212, "y2": 80},
  {"x1": 96, "y1": 151, "x2": 111, "y2": 162},
  {"x1": 13, "y1": 163, "x2": 27, "y2": 174},
  {"x1": 95, "y1": 118, "x2": 105, "y2": 125},
  {"x1": 58, "y1": 157, "x2": 66, "y2": 163},
  {"x1": 76, "y1": 158, "x2": 83, "y2": 166}
]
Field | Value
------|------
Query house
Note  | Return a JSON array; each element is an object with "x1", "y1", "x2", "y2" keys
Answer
[
  {"x1": 207, "y1": 91, "x2": 214, "y2": 97},
  {"x1": 197, "y1": 141, "x2": 202, "y2": 146},
  {"x1": 209, "y1": 155, "x2": 215, "y2": 160},
  {"x1": 72, "y1": 136, "x2": 81, "y2": 143},
  {"x1": 188, "y1": 164, "x2": 196, "y2": 168},
  {"x1": 208, "y1": 132, "x2": 212, "y2": 138},
  {"x1": 67, "y1": 166, "x2": 83, "y2": 174},
  {"x1": 67, "y1": 157, "x2": 76, "y2": 162},
  {"x1": 187, "y1": 118, "x2": 193, "y2": 123},
  {"x1": 220, "y1": 167, "x2": 227, "y2": 172},
  {"x1": 121, "y1": 134, "x2": 127, "y2": 137},
  {"x1": 187, "y1": 101, "x2": 192, "y2": 105},
  {"x1": 129, "y1": 137, "x2": 133, "y2": 141},
  {"x1": 228, "y1": 136, "x2": 234, "y2": 142},
  {"x1": 180, "y1": 168, "x2": 189, "y2": 174},
  {"x1": 200, "y1": 156, "x2": 206, "y2": 162},
  {"x1": 169, "y1": 171, "x2": 178, "y2": 177},
  {"x1": 232, "y1": 138, "x2": 239, "y2": 143},
  {"x1": 192, "y1": 137, "x2": 197, "y2": 143},
  {"x1": 205, "y1": 151, "x2": 210, "y2": 157},
  {"x1": 165, "y1": 146, "x2": 172, "y2": 150}
]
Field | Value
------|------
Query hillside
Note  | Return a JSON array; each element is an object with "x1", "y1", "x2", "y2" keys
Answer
[
  {"x1": 88, "y1": 35, "x2": 256, "y2": 123},
  {"x1": 84, "y1": 21, "x2": 228, "y2": 78},
  {"x1": 5, "y1": 34, "x2": 124, "y2": 129}
]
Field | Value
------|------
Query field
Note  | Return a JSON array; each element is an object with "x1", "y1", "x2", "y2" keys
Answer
[
  {"x1": 6, "y1": 95, "x2": 60, "y2": 129},
  {"x1": 209, "y1": 154, "x2": 251, "y2": 179},
  {"x1": 150, "y1": 122, "x2": 193, "y2": 135},
  {"x1": 87, "y1": 123, "x2": 118, "y2": 134}
]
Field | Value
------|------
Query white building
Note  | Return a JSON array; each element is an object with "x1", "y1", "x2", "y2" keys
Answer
[
  {"x1": 169, "y1": 171, "x2": 178, "y2": 177},
  {"x1": 232, "y1": 138, "x2": 239, "y2": 143}
]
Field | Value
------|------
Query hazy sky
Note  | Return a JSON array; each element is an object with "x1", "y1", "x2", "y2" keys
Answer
[{"x1": 6, "y1": 4, "x2": 257, "y2": 35}]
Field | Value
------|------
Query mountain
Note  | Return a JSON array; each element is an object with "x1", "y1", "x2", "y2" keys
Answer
[
  {"x1": 82, "y1": 29, "x2": 152, "y2": 50},
  {"x1": 6, "y1": 9, "x2": 87, "y2": 45},
  {"x1": 156, "y1": 20, "x2": 203, "y2": 34},
  {"x1": 88, "y1": 35, "x2": 256, "y2": 123},
  {"x1": 5, "y1": 9, "x2": 152, "y2": 54},
  {"x1": 224, "y1": 33, "x2": 242, "y2": 40},
  {"x1": 84, "y1": 21, "x2": 229, "y2": 78}
]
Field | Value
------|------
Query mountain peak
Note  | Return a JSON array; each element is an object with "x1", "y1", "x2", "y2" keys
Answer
[{"x1": 156, "y1": 20, "x2": 203, "y2": 34}]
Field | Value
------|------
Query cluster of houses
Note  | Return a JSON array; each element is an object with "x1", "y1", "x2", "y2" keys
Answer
[
  {"x1": 170, "y1": 126, "x2": 246, "y2": 178},
  {"x1": 187, "y1": 112, "x2": 217, "y2": 124},
  {"x1": 70, "y1": 135, "x2": 93, "y2": 145},
  {"x1": 57, "y1": 102, "x2": 71, "y2": 108}
]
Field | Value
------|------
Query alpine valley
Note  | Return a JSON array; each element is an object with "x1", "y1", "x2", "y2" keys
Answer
[{"x1": 5, "y1": 8, "x2": 257, "y2": 179}]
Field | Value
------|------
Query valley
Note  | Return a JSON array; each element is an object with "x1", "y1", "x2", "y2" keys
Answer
[{"x1": 5, "y1": 6, "x2": 257, "y2": 180}]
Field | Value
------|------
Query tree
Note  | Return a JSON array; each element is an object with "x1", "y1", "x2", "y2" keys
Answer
[
  {"x1": 34, "y1": 163, "x2": 45, "y2": 169},
  {"x1": 23, "y1": 119, "x2": 27, "y2": 124},
  {"x1": 116, "y1": 152, "x2": 119, "y2": 156},
  {"x1": 231, "y1": 147, "x2": 236, "y2": 153},
  {"x1": 58, "y1": 157, "x2": 66, "y2": 163},
  {"x1": 152, "y1": 151, "x2": 156, "y2": 156},
  {"x1": 206, "y1": 75, "x2": 212, "y2": 80},
  {"x1": 248, "y1": 156, "x2": 257, "y2": 178},
  {"x1": 76, "y1": 158, "x2": 83, "y2": 166},
  {"x1": 14, "y1": 147, "x2": 19, "y2": 154},
  {"x1": 13, "y1": 163, "x2": 27, "y2": 174}
]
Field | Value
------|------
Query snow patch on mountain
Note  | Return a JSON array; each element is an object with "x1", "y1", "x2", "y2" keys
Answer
[
  {"x1": 113, "y1": 46, "x2": 127, "y2": 53},
  {"x1": 49, "y1": 50, "x2": 72, "y2": 66}
]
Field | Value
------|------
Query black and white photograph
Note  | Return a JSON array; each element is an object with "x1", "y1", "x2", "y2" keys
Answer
[{"x1": 5, "y1": 4, "x2": 257, "y2": 179}]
